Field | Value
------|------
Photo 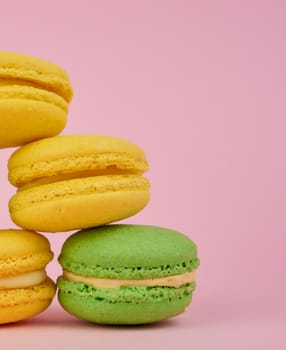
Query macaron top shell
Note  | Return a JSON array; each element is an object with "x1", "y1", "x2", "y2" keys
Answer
[
  {"x1": 8, "y1": 135, "x2": 149, "y2": 188},
  {"x1": 58, "y1": 225, "x2": 199, "y2": 279},
  {"x1": 0, "y1": 51, "x2": 73, "y2": 102},
  {"x1": 0, "y1": 229, "x2": 53, "y2": 276}
]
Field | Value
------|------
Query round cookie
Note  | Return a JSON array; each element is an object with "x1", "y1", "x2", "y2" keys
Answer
[
  {"x1": 57, "y1": 225, "x2": 200, "y2": 325},
  {"x1": 8, "y1": 135, "x2": 150, "y2": 232},
  {"x1": 0, "y1": 229, "x2": 56, "y2": 324},
  {"x1": 0, "y1": 51, "x2": 73, "y2": 148}
]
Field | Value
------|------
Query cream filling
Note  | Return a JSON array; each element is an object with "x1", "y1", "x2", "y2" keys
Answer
[
  {"x1": 63, "y1": 269, "x2": 196, "y2": 289},
  {"x1": 0, "y1": 269, "x2": 46, "y2": 290}
]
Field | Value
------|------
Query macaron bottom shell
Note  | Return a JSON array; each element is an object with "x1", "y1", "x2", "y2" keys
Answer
[
  {"x1": 0, "y1": 298, "x2": 52, "y2": 324},
  {"x1": 9, "y1": 176, "x2": 150, "y2": 232},
  {"x1": 0, "y1": 278, "x2": 56, "y2": 324},
  {"x1": 0, "y1": 97, "x2": 67, "y2": 148},
  {"x1": 57, "y1": 278, "x2": 195, "y2": 325}
]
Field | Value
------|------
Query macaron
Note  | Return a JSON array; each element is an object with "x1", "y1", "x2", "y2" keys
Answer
[
  {"x1": 0, "y1": 51, "x2": 73, "y2": 148},
  {"x1": 57, "y1": 225, "x2": 199, "y2": 325},
  {"x1": 0, "y1": 229, "x2": 56, "y2": 324},
  {"x1": 8, "y1": 135, "x2": 150, "y2": 232}
]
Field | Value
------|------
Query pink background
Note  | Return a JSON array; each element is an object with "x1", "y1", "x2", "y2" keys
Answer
[{"x1": 0, "y1": 0, "x2": 285, "y2": 348}]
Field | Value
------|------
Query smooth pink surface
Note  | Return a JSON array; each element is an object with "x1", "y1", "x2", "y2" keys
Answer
[{"x1": 0, "y1": 1, "x2": 285, "y2": 348}]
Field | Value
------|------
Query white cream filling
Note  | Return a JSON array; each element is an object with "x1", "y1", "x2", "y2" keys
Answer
[
  {"x1": 63, "y1": 269, "x2": 196, "y2": 289},
  {"x1": 0, "y1": 269, "x2": 47, "y2": 290}
]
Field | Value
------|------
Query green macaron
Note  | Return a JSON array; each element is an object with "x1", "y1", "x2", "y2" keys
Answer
[{"x1": 57, "y1": 224, "x2": 200, "y2": 325}]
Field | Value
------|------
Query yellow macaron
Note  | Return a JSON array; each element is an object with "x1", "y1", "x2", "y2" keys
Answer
[
  {"x1": 0, "y1": 229, "x2": 56, "y2": 324},
  {"x1": 0, "y1": 52, "x2": 73, "y2": 148},
  {"x1": 8, "y1": 135, "x2": 150, "y2": 232}
]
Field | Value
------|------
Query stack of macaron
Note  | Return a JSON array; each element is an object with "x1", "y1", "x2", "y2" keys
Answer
[
  {"x1": 0, "y1": 51, "x2": 73, "y2": 324},
  {"x1": 0, "y1": 52, "x2": 199, "y2": 325}
]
